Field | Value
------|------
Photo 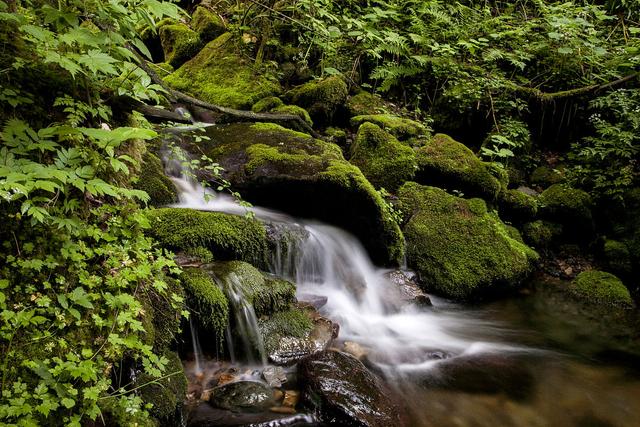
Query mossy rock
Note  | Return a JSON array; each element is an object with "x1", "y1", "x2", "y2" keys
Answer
[
  {"x1": 346, "y1": 90, "x2": 388, "y2": 117},
  {"x1": 148, "y1": 62, "x2": 174, "y2": 78},
  {"x1": 159, "y1": 23, "x2": 203, "y2": 68},
  {"x1": 603, "y1": 239, "x2": 633, "y2": 276},
  {"x1": 190, "y1": 122, "x2": 404, "y2": 266},
  {"x1": 497, "y1": 189, "x2": 538, "y2": 223},
  {"x1": 134, "y1": 152, "x2": 178, "y2": 206},
  {"x1": 530, "y1": 165, "x2": 565, "y2": 188},
  {"x1": 166, "y1": 33, "x2": 281, "y2": 109},
  {"x1": 350, "y1": 114, "x2": 426, "y2": 140},
  {"x1": 259, "y1": 307, "x2": 314, "y2": 356},
  {"x1": 570, "y1": 271, "x2": 634, "y2": 308},
  {"x1": 146, "y1": 276, "x2": 184, "y2": 351},
  {"x1": 181, "y1": 267, "x2": 229, "y2": 335},
  {"x1": 522, "y1": 220, "x2": 563, "y2": 248},
  {"x1": 539, "y1": 184, "x2": 594, "y2": 238},
  {"x1": 252, "y1": 96, "x2": 284, "y2": 113},
  {"x1": 192, "y1": 6, "x2": 225, "y2": 42},
  {"x1": 205, "y1": 261, "x2": 296, "y2": 318},
  {"x1": 284, "y1": 76, "x2": 348, "y2": 125},
  {"x1": 271, "y1": 104, "x2": 313, "y2": 127},
  {"x1": 398, "y1": 182, "x2": 538, "y2": 300},
  {"x1": 138, "y1": 351, "x2": 188, "y2": 423},
  {"x1": 414, "y1": 134, "x2": 504, "y2": 200},
  {"x1": 146, "y1": 208, "x2": 269, "y2": 267},
  {"x1": 350, "y1": 122, "x2": 416, "y2": 191}
]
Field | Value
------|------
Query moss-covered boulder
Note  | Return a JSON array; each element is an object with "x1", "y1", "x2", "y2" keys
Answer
[
  {"x1": 522, "y1": 220, "x2": 563, "y2": 248},
  {"x1": 284, "y1": 76, "x2": 348, "y2": 125},
  {"x1": 159, "y1": 22, "x2": 202, "y2": 68},
  {"x1": 138, "y1": 351, "x2": 188, "y2": 424},
  {"x1": 134, "y1": 152, "x2": 178, "y2": 206},
  {"x1": 192, "y1": 6, "x2": 225, "y2": 42},
  {"x1": 165, "y1": 33, "x2": 281, "y2": 109},
  {"x1": 570, "y1": 271, "x2": 634, "y2": 308},
  {"x1": 252, "y1": 96, "x2": 284, "y2": 113},
  {"x1": 350, "y1": 114, "x2": 426, "y2": 140},
  {"x1": 271, "y1": 105, "x2": 313, "y2": 127},
  {"x1": 349, "y1": 122, "x2": 416, "y2": 191},
  {"x1": 530, "y1": 165, "x2": 565, "y2": 188},
  {"x1": 398, "y1": 182, "x2": 538, "y2": 299},
  {"x1": 146, "y1": 208, "x2": 269, "y2": 267},
  {"x1": 414, "y1": 134, "x2": 504, "y2": 200},
  {"x1": 603, "y1": 239, "x2": 633, "y2": 276},
  {"x1": 497, "y1": 189, "x2": 538, "y2": 223},
  {"x1": 191, "y1": 122, "x2": 404, "y2": 265},
  {"x1": 539, "y1": 184, "x2": 594, "y2": 238},
  {"x1": 181, "y1": 267, "x2": 229, "y2": 335},
  {"x1": 206, "y1": 261, "x2": 296, "y2": 318},
  {"x1": 346, "y1": 91, "x2": 388, "y2": 117}
]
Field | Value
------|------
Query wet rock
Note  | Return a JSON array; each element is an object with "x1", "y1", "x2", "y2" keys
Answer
[
  {"x1": 262, "y1": 366, "x2": 287, "y2": 388},
  {"x1": 188, "y1": 404, "x2": 319, "y2": 427},
  {"x1": 270, "y1": 406, "x2": 297, "y2": 414},
  {"x1": 209, "y1": 381, "x2": 275, "y2": 413},
  {"x1": 384, "y1": 270, "x2": 432, "y2": 306},
  {"x1": 343, "y1": 341, "x2": 368, "y2": 360},
  {"x1": 418, "y1": 353, "x2": 537, "y2": 400},
  {"x1": 282, "y1": 390, "x2": 300, "y2": 408},
  {"x1": 297, "y1": 293, "x2": 328, "y2": 309},
  {"x1": 299, "y1": 350, "x2": 402, "y2": 427}
]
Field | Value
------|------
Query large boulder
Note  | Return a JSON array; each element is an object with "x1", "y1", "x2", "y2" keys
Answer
[
  {"x1": 349, "y1": 122, "x2": 416, "y2": 191},
  {"x1": 189, "y1": 122, "x2": 404, "y2": 266},
  {"x1": 298, "y1": 350, "x2": 402, "y2": 427},
  {"x1": 398, "y1": 182, "x2": 538, "y2": 300},
  {"x1": 166, "y1": 33, "x2": 281, "y2": 109},
  {"x1": 159, "y1": 22, "x2": 202, "y2": 68},
  {"x1": 414, "y1": 134, "x2": 505, "y2": 200},
  {"x1": 146, "y1": 208, "x2": 270, "y2": 267},
  {"x1": 284, "y1": 76, "x2": 348, "y2": 125}
]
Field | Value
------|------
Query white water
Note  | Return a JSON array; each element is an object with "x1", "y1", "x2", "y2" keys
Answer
[{"x1": 168, "y1": 155, "x2": 531, "y2": 373}]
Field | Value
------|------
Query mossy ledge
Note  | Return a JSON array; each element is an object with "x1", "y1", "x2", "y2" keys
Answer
[
  {"x1": 146, "y1": 208, "x2": 269, "y2": 267},
  {"x1": 398, "y1": 182, "x2": 538, "y2": 300},
  {"x1": 188, "y1": 122, "x2": 404, "y2": 266}
]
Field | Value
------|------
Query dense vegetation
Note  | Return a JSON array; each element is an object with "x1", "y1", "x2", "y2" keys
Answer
[{"x1": 1, "y1": 0, "x2": 638, "y2": 425}]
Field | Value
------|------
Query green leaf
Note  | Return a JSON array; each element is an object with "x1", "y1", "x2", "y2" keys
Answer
[{"x1": 77, "y1": 50, "x2": 118, "y2": 75}]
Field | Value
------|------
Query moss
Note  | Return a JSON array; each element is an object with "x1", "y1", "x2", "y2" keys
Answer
[
  {"x1": 134, "y1": 153, "x2": 178, "y2": 206},
  {"x1": 207, "y1": 261, "x2": 296, "y2": 317},
  {"x1": 272, "y1": 105, "x2": 313, "y2": 127},
  {"x1": 522, "y1": 220, "x2": 563, "y2": 248},
  {"x1": 346, "y1": 91, "x2": 388, "y2": 117},
  {"x1": 603, "y1": 239, "x2": 632, "y2": 276},
  {"x1": 497, "y1": 189, "x2": 538, "y2": 222},
  {"x1": 192, "y1": 122, "x2": 404, "y2": 265},
  {"x1": 414, "y1": 134, "x2": 503, "y2": 200},
  {"x1": 285, "y1": 76, "x2": 348, "y2": 124},
  {"x1": 350, "y1": 114, "x2": 426, "y2": 140},
  {"x1": 539, "y1": 184, "x2": 593, "y2": 237},
  {"x1": 159, "y1": 23, "x2": 203, "y2": 68},
  {"x1": 191, "y1": 6, "x2": 225, "y2": 42},
  {"x1": 185, "y1": 246, "x2": 214, "y2": 263},
  {"x1": 149, "y1": 276, "x2": 184, "y2": 351},
  {"x1": 259, "y1": 308, "x2": 314, "y2": 355},
  {"x1": 148, "y1": 62, "x2": 174, "y2": 78},
  {"x1": 350, "y1": 122, "x2": 416, "y2": 191},
  {"x1": 165, "y1": 33, "x2": 281, "y2": 109},
  {"x1": 138, "y1": 351, "x2": 188, "y2": 422},
  {"x1": 530, "y1": 165, "x2": 565, "y2": 188},
  {"x1": 146, "y1": 208, "x2": 269, "y2": 267},
  {"x1": 398, "y1": 182, "x2": 538, "y2": 300},
  {"x1": 570, "y1": 271, "x2": 634, "y2": 308},
  {"x1": 181, "y1": 267, "x2": 229, "y2": 333},
  {"x1": 252, "y1": 96, "x2": 284, "y2": 113}
]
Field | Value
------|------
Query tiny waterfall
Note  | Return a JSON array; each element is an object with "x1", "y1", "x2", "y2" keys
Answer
[
  {"x1": 166, "y1": 157, "x2": 528, "y2": 375},
  {"x1": 189, "y1": 317, "x2": 204, "y2": 374}
]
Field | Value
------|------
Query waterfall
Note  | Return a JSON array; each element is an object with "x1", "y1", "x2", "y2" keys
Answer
[
  {"x1": 189, "y1": 317, "x2": 203, "y2": 375},
  {"x1": 163, "y1": 137, "x2": 527, "y2": 376}
]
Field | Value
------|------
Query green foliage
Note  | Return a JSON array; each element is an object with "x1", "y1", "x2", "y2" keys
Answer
[
  {"x1": 481, "y1": 118, "x2": 531, "y2": 165},
  {"x1": 0, "y1": 0, "x2": 196, "y2": 424}
]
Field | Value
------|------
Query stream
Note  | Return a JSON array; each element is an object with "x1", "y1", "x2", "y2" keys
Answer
[{"x1": 168, "y1": 149, "x2": 640, "y2": 427}]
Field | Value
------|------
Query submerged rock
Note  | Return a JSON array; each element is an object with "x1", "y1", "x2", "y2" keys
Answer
[
  {"x1": 398, "y1": 182, "x2": 538, "y2": 300},
  {"x1": 414, "y1": 134, "x2": 505, "y2": 200},
  {"x1": 166, "y1": 33, "x2": 281, "y2": 109},
  {"x1": 192, "y1": 122, "x2": 404, "y2": 266},
  {"x1": 349, "y1": 122, "x2": 417, "y2": 191},
  {"x1": 209, "y1": 381, "x2": 275, "y2": 413},
  {"x1": 298, "y1": 350, "x2": 402, "y2": 427}
]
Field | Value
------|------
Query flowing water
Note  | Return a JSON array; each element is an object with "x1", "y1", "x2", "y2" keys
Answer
[{"x1": 166, "y1": 146, "x2": 640, "y2": 426}]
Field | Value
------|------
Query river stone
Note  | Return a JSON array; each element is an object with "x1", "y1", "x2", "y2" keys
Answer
[
  {"x1": 384, "y1": 270, "x2": 432, "y2": 306},
  {"x1": 262, "y1": 366, "x2": 287, "y2": 388},
  {"x1": 209, "y1": 381, "x2": 275, "y2": 413},
  {"x1": 298, "y1": 350, "x2": 402, "y2": 427}
]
